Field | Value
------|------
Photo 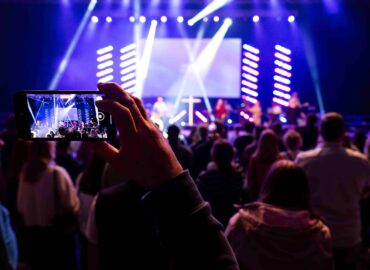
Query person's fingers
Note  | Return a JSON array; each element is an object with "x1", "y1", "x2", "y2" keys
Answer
[
  {"x1": 98, "y1": 82, "x2": 144, "y2": 127},
  {"x1": 89, "y1": 141, "x2": 123, "y2": 169},
  {"x1": 130, "y1": 94, "x2": 149, "y2": 120},
  {"x1": 96, "y1": 99, "x2": 137, "y2": 143}
]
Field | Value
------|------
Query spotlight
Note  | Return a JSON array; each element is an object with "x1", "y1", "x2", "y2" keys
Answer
[
  {"x1": 177, "y1": 16, "x2": 184, "y2": 23},
  {"x1": 288, "y1": 15, "x2": 295, "y2": 23},
  {"x1": 203, "y1": 17, "x2": 209, "y2": 22},
  {"x1": 224, "y1": 18, "x2": 232, "y2": 25},
  {"x1": 106, "y1": 16, "x2": 112, "y2": 23},
  {"x1": 252, "y1": 15, "x2": 259, "y2": 23},
  {"x1": 213, "y1": 16, "x2": 220, "y2": 22},
  {"x1": 91, "y1": 16, "x2": 98, "y2": 23},
  {"x1": 160, "y1": 16, "x2": 167, "y2": 23},
  {"x1": 129, "y1": 16, "x2": 135, "y2": 23},
  {"x1": 139, "y1": 16, "x2": 146, "y2": 23}
]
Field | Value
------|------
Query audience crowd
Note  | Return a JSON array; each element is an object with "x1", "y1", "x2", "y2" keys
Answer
[{"x1": 0, "y1": 83, "x2": 369, "y2": 270}]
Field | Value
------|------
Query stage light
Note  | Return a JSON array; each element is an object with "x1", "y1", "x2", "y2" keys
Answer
[
  {"x1": 188, "y1": 0, "x2": 231, "y2": 26},
  {"x1": 97, "y1": 60, "x2": 113, "y2": 70},
  {"x1": 227, "y1": 119, "x2": 232, "y2": 124},
  {"x1": 242, "y1": 80, "x2": 258, "y2": 90},
  {"x1": 274, "y1": 60, "x2": 292, "y2": 71},
  {"x1": 106, "y1": 16, "x2": 112, "y2": 23},
  {"x1": 129, "y1": 16, "x2": 135, "y2": 22},
  {"x1": 169, "y1": 110, "x2": 187, "y2": 124},
  {"x1": 252, "y1": 15, "x2": 259, "y2": 23},
  {"x1": 120, "y1": 51, "x2": 136, "y2": 61},
  {"x1": 121, "y1": 72, "x2": 136, "y2": 82},
  {"x1": 288, "y1": 15, "x2": 295, "y2": 23},
  {"x1": 242, "y1": 59, "x2": 258, "y2": 69},
  {"x1": 241, "y1": 87, "x2": 258, "y2": 97},
  {"x1": 242, "y1": 66, "x2": 259, "y2": 76},
  {"x1": 213, "y1": 16, "x2": 220, "y2": 22},
  {"x1": 96, "y1": 68, "x2": 114, "y2": 78},
  {"x1": 275, "y1": 68, "x2": 291, "y2": 78},
  {"x1": 279, "y1": 116, "x2": 287, "y2": 123},
  {"x1": 98, "y1": 75, "x2": 114, "y2": 83},
  {"x1": 243, "y1": 95, "x2": 257, "y2": 104},
  {"x1": 97, "y1": 53, "x2": 112, "y2": 62},
  {"x1": 274, "y1": 75, "x2": 291, "y2": 85},
  {"x1": 160, "y1": 16, "x2": 167, "y2": 23},
  {"x1": 244, "y1": 52, "x2": 260, "y2": 62},
  {"x1": 139, "y1": 16, "x2": 146, "y2": 23},
  {"x1": 97, "y1": 45, "x2": 113, "y2": 55},
  {"x1": 203, "y1": 17, "x2": 209, "y2": 22},
  {"x1": 243, "y1": 44, "x2": 260, "y2": 54},
  {"x1": 224, "y1": 18, "x2": 232, "y2": 25},
  {"x1": 273, "y1": 90, "x2": 291, "y2": 100},
  {"x1": 120, "y1": 65, "x2": 137, "y2": 75},
  {"x1": 273, "y1": 97, "x2": 289, "y2": 107},
  {"x1": 242, "y1": 73, "x2": 258, "y2": 83},
  {"x1": 274, "y1": 83, "x2": 291, "y2": 92},
  {"x1": 177, "y1": 16, "x2": 184, "y2": 23},
  {"x1": 195, "y1": 111, "x2": 208, "y2": 123},
  {"x1": 275, "y1": 45, "x2": 291, "y2": 55},
  {"x1": 275, "y1": 52, "x2": 291, "y2": 62},
  {"x1": 48, "y1": 0, "x2": 97, "y2": 89},
  {"x1": 91, "y1": 16, "x2": 98, "y2": 23},
  {"x1": 152, "y1": 19, "x2": 158, "y2": 24},
  {"x1": 135, "y1": 18, "x2": 158, "y2": 98},
  {"x1": 121, "y1": 80, "x2": 137, "y2": 89},
  {"x1": 120, "y1": 58, "x2": 136, "y2": 68},
  {"x1": 120, "y1": 43, "x2": 137, "y2": 54}
]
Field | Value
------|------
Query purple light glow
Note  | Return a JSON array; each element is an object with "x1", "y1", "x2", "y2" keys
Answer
[
  {"x1": 242, "y1": 80, "x2": 258, "y2": 90},
  {"x1": 244, "y1": 52, "x2": 260, "y2": 62},
  {"x1": 273, "y1": 97, "x2": 289, "y2": 107},
  {"x1": 274, "y1": 83, "x2": 291, "y2": 92},
  {"x1": 275, "y1": 68, "x2": 291, "y2": 78},
  {"x1": 195, "y1": 110, "x2": 208, "y2": 123},
  {"x1": 275, "y1": 52, "x2": 291, "y2": 62},
  {"x1": 242, "y1": 66, "x2": 259, "y2": 76}
]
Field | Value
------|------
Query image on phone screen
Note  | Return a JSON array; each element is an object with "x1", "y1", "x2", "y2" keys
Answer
[{"x1": 25, "y1": 93, "x2": 110, "y2": 139}]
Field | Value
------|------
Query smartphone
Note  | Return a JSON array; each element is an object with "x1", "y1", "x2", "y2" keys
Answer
[{"x1": 13, "y1": 90, "x2": 116, "y2": 141}]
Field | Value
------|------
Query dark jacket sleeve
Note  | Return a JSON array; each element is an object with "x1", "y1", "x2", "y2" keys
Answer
[{"x1": 143, "y1": 170, "x2": 239, "y2": 270}]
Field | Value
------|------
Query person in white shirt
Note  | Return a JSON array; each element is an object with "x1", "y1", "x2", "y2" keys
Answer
[
  {"x1": 17, "y1": 141, "x2": 79, "y2": 270},
  {"x1": 296, "y1": 112, "x2": 370, "y2": 270}
]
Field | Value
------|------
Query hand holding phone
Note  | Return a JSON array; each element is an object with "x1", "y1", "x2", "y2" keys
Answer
[
  {"x1": 13, "y1": 91, "x2": 116, "y2": 141},
  {"x1": 91, "y1": 83, "x2": 183, "y2": 190}
]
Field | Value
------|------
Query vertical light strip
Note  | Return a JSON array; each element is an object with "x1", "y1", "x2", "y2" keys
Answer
[
  {"x1": 241, "y1": 44, "x2": 260, "y2": 105},
  {"x1": 48, "y1": 0, "x2": 97, "y2": 90},
  {"x1": 96, "y1": 45, "x2": 114, "y2": 83},
  {"x1": 273, "y1": 44, "x2": 293, "y2": 106}
]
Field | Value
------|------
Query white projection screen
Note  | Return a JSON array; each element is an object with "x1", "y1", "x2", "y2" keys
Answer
[{"x1": 141, "y1": 38, "x2": 241, "y2": 98}]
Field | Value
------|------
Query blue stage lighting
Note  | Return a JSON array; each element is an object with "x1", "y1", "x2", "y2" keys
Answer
[
  {"x1": 91, "y1": 16, "x2": 98, "y2": 23},
  {"x1": 252, "y1": 15, "x2": 259, "y2": 23},
  {"x1": 106, "y1": 16, "x2": 112, "y2": 23},
  {"x1": 129, "y1": 16, "x2": 135, "y2": 23},
  {"x1": 177, "y1": 16, "x2": 184, "y2": 23},
  {"x1": 288, "y1": 15, "x2": 295, "y2": 23},
  {"x1": 213, "y1": 16, "x2": 220, "y2": 22},
  {"x1": 139, "y1": 16, "x2": 146, "y2": 23},
  {"x1": 160, "y1": 16, "x2": 167, "y2": 23}
]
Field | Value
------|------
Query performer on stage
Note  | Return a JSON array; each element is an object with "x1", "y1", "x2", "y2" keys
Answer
[
  {"x1": 248, "y1": 101, "x2": 262, "y2": 126},
  {"x1": 286, "y1": 92, "x2": 309, "y2": 125},
  {"x1": 152, "y1": 97, "x2": 168, "y2": 119},
  {"x1": 214, "y1": 98, "x2": 231, "y2": 122},
  {"x1": 151, "y1": 96, "x2": 168, "y2": 131}
]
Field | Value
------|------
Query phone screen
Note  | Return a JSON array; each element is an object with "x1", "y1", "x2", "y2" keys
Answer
[{"x1": 20, "y1": 92, "x2": 113, "y2": 140}]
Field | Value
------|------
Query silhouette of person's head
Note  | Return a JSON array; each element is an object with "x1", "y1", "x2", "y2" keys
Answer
[
  {"x1": 321, "y1": 112, "x2": 345, "y2": 143},
  {"x1": 211, "y1": 140, "x2": 234, "y2": 170},
  {"x1": 260, "y1": 160, "x2": 310, "y2": 210}
]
